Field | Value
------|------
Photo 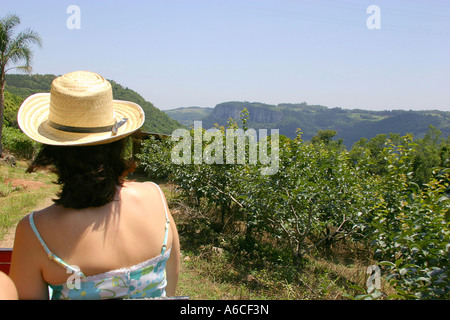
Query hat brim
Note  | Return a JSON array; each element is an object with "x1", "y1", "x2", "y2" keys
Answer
[{"x1": 17, "y1": 93, "x2": 145, "y2": 146}]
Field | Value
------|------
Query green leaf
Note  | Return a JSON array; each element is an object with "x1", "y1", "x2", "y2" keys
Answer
[
  {"x1": 349, "y1": 284, "x2": 367, "y2": 293},
  {"x1": 379, "y1": 261, "x2": 396, "y2": 267}
]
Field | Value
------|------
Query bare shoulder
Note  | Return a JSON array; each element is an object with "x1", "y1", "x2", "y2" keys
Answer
[
  {"x1": 122, "y1": 181, "x2": 163, "y2": 197},
  {"x1": 14, "y1": 213, "x2": 33, "y2": 241},
  {"x1": 128, "y1": 180, "x2": 160, "y2": 189},
  {"x1": 0, "y1": 272, "x2": 18, "y2": 300},
  {"x1": 23, "y1": 204, "x2": 64, "y2": 228},
  {"x1": 13, "y1": 210, "x2": 48, "y2": 252}
]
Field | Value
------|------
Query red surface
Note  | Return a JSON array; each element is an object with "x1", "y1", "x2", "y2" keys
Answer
[{"x1": 0, "y1": 249, "x2": 13, "y2": 275}]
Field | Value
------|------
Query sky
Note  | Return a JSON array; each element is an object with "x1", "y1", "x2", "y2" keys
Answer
[{"x1": 1, "y1": 0, "x2": 449, "y2": 111}]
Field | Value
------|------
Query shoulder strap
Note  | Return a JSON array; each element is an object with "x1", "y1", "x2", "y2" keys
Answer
[
  {"x1": 29, "y1": 212, "x2": 85, "y2": 277},
  {"x1": 29, "y1": 212, "x2": 52, "y2": 257},
  {"x1": 149, "y1": 183, "x2": 171, "y2": 255}
]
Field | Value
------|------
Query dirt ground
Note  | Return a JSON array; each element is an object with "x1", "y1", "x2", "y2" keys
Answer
[
  {"x1": 0, "y1": 226, "x2": 18, "y2": 248},
  {"x1": 3, "y1": 178, "x2": 48, "y2": 191}
]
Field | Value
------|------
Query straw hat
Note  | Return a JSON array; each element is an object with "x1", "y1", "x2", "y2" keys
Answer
[{"x1": 17, "y1": 71, "x2": 145, "y2": 146}]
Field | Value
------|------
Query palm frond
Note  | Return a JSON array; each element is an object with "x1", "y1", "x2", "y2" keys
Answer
[
  {"x1": 0, "y1": 14, "x2": 20, "y2": 51},
  {"x1": 0, "y1": 14, "x2": 20, "y2": 31},
  {"x1": 5, "y1": 65, "x2": 32, "y2": 73},
  {"x1": 0, "y1": 13, "x2": 42, "y2": 74}
]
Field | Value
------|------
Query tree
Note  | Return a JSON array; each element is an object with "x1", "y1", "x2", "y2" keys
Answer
[
  {"x1": 0, "y1": 13, "x2": 42, "y2": 156},
  {"x1": 311, "y1": 129, "x2": 337, "y2": 145}
]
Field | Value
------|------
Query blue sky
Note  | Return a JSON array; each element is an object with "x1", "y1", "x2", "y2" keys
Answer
[{"x1": 1, "y1": 0, "x2": 449, "y2": 111}]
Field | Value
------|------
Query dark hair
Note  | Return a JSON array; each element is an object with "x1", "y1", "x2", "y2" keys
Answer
[{"x1": 28, "y1": 138, "x2": 135, "y2": 209}]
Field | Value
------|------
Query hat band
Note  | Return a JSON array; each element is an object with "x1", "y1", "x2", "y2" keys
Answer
[{"x1": 48, "y1": 118, "x2": 128, "y2": 135}]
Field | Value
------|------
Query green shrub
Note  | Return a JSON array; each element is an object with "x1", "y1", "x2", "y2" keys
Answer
[
  {"x1": 366, "y1": 137, "x2": 449, "y2": 299},
  {"x1": 2, "y1": 126, "x2": 39, "y2": 159}
]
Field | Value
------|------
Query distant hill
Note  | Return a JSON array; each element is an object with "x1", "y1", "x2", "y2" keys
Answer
[
  {"x1": 164, "y1": 106, "x2": 214, "y2": 127},
  {"x1": 164, "y1": 101, "x2": 450, "y2": 147},
  {"x1": 4, "y1": 74, "x2": 182, "y2": 135}
]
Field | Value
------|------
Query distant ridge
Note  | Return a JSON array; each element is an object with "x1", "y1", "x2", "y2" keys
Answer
[
  {"x1": 164, "y1": 101, "x2": 450, "y2": 147},
  {"x1": 164, "y1": 106, "x2": 214, "y2": 127},
  {"x1": 5, "y1": 73, "x2": 182, "y2": 135}
]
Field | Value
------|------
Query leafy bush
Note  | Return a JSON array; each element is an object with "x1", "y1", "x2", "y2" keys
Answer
[
  {"x1": 1, "y1": 126, "x2": 39, "y2": 159},
  {"x1": 3, "y1": 91, "x2": 24, "y2": 128},
  {"x1": 137, "y1": 135, "x2": 175, "y2": 179},
  {"x1": 367, "y1": 138, "x2": 449, "y2": 299}
]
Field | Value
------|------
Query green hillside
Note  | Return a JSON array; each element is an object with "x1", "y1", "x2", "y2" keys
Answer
[
  {"x1": 165, "y1": 101, "x2": 450, "y2": 147},
  {"x1": 164, "y1": 106, "x2": 213, "y2": 127},
  {"x1": 4, "y1": 74, "x2": 182, "y2": 135}
]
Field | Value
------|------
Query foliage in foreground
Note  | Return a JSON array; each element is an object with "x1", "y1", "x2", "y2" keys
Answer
[{"x1": 137, "y1": 111, "x2": 449, "y2": 300}]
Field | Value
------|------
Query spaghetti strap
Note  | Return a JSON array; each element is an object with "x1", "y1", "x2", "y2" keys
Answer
[
  {"x1": 148, "y1": 182, "x2": 171, "y2": 255},
  {"x1": 29, "y1": 212, "x2": 85, "y2": 277},
  {"x1": 29, "y1": 212, "x2": 51, "y2": 256}
]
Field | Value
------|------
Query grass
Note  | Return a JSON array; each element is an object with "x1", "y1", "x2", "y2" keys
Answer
[
  {"x1": 173, "y1": 243, "x2": 384, "y2": 300},
  {"x1": 0, "y1": 161, "x2": 59, "y2": 241},
  {"x1": 348, "y1": 113, "x2": 386, "y2": 122},
  {"x1": 172, "y1": 240, "x2": 383, "y2": 300}
]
